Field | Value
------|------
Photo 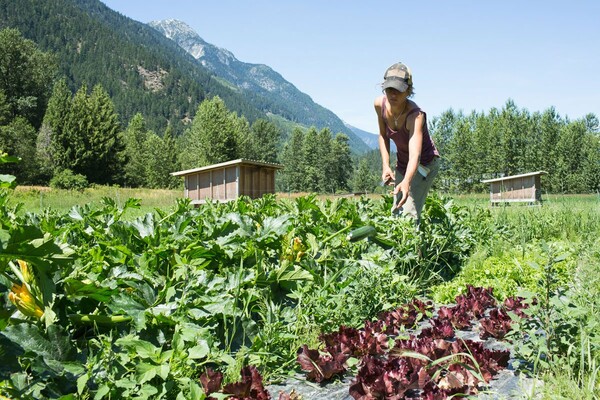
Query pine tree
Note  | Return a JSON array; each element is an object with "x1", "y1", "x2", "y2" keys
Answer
[
  {"x1": 331, "y1": 133, "x2": 353, "y2": 192},
  {"x1": 0, "y1": 116, "x2": 40, "y2": 183},
  {"x1": 538, "y1": 107, "x2": 563, "y2": 192},
  {"x1": 60, "y1": 84, "x2": 89, "y2": 174},
  {"x1": 279, "y1": 127, "x2": 305, "y2": 192},
  {"x1": 39, "y1": 82, "x2": 125, "y2": 184},
  {"x1": 555, "y1": 121, "x2": 586, "y2": 193},
  {"x1": 498, "y1": 100, "x2": 528, "y2": 176},
  {"x1": 80, "y1": 84, "x2": 125, "y2": 184},
  {"x1": 446, "y1": 117, "x2": 475, "y2": 192},
  {"x1": 123, "y1": 113, "x2": 149, "y2": 187},
  {"x1": 0, "y1": 90, "x2": 10, "y2": 125},
  {"x1": 352, "y1": 158, "x2": 378, "y2": 193},
  {"x1": 232, "y1": 114, "x2": 255, "y2": 160},
  {"x1": 251, "y1": 118, "x2": 281, "y2": 163},
  {"x1": 179, "y1": 96, "x2": 237, "y2": 169},
  {"x1": 316, "y1": 128, "x2": 335, "y2": 193},
  {"x1": 145, "y1": 125, "x2": 181, "y2": 189},
  {"x1": 0, "y1": 28, "x2": 57, "y2": 129},
  {"x1": 37, "y1": 78, "x2": 72, "y2": 175},
  {"x1": 161, "y1": 125, "x2": 182, "y2": 188},
  {"x1": 485, "y1": 108, "x2": 505, "y2": 180},
  {"x1": 301, "y1": 127, "x2": 322, "y2": 192}
]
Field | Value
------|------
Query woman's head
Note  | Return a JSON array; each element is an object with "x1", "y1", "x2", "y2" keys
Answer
[{"x1": 381, "y1": 62, "x2": 414, "y2": 98}]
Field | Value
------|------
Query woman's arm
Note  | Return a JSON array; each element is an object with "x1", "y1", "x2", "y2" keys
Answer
[
  {"x1": 374, "y1": 96, "x2": 395, "y2": 184},
  {"x1": 394, "y1": 111, "x2": 424, "y2": 208}
]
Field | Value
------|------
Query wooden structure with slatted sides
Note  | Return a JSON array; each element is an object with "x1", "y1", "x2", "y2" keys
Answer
[
  {"x1": 171, "y1": 159, "x2": 283, "y2": 205},
  {"x1": 481, "y1": 171, "x2": 548, "y2": 205}
]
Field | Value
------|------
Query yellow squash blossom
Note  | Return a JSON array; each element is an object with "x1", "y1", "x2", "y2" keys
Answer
[
  {"x1": 8, "y1": 283, "x2": 44, "y2": 319},
  {"x1": 17, "y1": 259, "x2": 33, "y2": 284}
]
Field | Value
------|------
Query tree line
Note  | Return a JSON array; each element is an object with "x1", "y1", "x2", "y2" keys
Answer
[
  {"x1": 277, "y1": 126, "x2": 354, "y2": 193},
  {"x1": 428, "y1": 101, "x2": 600, "y2": 193}
]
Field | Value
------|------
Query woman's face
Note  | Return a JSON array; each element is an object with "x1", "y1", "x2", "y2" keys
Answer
[{"x1": 384, "y1": 87, "x2": 409, "y2": 104}]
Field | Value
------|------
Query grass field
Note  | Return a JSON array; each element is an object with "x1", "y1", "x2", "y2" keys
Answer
[
  {"x1": 12, "y1": 185, "x2": 183, "y2": 217},
  {"x1": 12, "y1": 185, "x2": 599, "y2": 217}
]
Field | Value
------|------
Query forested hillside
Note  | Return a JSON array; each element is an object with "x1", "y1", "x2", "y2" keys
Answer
[
  {"x1": 0, "y1": 0, "x2": 265, "y2": 136},
  {"x1": 0, "y1": 0, "x2": 369, "y2": 154},
  {"x1": 0, "y1": 26, "x2": 357, "y2": 192}
]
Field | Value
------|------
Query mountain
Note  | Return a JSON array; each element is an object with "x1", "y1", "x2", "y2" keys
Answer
[
  {"x1": 0, "y1": 0, "x2": 370, "y2": 153},
  {"x1": 345, "y1": 122, "x2": 380, "y2": 150},
  {"x1": 0, "y1": 0, "x2": 268, "y2": 137},
  {"x1": 148, "y1": 19, "x2": 370, "y2": 153}
]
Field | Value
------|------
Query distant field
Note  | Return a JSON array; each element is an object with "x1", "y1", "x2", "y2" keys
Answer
[
  {"x1": 10, "y1": 186, "x2": 599, "y2": 219},
  {"x1": 12, "y1": 186, "x2": 183, "y2": 218}
]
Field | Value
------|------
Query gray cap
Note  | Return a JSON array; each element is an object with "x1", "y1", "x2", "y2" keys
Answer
[{"x1": 381, "y1": 62, "x2": 412, "y2": 92}]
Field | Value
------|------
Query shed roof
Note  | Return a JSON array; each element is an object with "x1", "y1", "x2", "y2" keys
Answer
[
  {"x1": 171, "y1": 158, "x2": 284, "y2": 177},
  {"x1": 481, "y1": 171, "x2": 548, "y2": 184}
]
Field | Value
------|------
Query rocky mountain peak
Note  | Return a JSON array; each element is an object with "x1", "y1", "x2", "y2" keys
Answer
[
  {"x1": 149, "y1": 19, "x2": 197, "y2": 39},
  {"x1": 149, "y1": 19, "x2": 370, "y2": 153},
  {"x1": 149, "y1": 19, "x2": 235, "y2": 64}
]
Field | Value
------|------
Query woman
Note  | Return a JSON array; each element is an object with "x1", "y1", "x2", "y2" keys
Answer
[{"x1": 375, "y1": 62, "x2": 440, "y2": 222}]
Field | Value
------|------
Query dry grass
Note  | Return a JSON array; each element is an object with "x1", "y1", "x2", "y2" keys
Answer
[{"x1": 10, "y1": 186, "x2": 598, "y2": 219}]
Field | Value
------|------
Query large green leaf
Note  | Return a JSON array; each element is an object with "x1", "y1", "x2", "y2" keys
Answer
[
  {"x1": 276, "y1": 264, "x2": 314, "y2": 283},
  {"x1": 63, "y1": 279, "x2": 118, "y2": 302},
  {"x1": 0, "y1": 173, "x2": 16, "y2": 188},
  {"x1": 130, "y1": 213, "x2": 156, "y2": 239},
  {"x1": 187, "y1": 341, "x2": 210, "y2": 360},
  {"x1": 0, "y1": 331, "x2": 24, "y2": 378},
  {"x1": 0, "y1": 225, "x2": 74, "y2": 272},
  {"x1": 1, "y1": 323, "x2": 75, "y2": 367},
  {"x1": 116, "y1": 336, "x2": 167, "y2": 360},
  {"x1": 259, "y1": 215, "x2": 291, "y2": 238},
  {"x1": 106, "y1": 292, "x2": 147, "y2": 329}
]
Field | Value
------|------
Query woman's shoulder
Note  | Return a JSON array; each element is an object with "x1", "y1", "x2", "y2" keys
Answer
[
  {"x1": 406, "y1": 100, "x2": 421, "y2": 112},
  {"x1": 374, "y1": 95, "x2": 386, "y2": 108},
  {"x1": 406, "y1": 101, "x2": 425, "y2": 119}
]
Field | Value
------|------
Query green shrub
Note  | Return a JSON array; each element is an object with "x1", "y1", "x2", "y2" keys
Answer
[{"x1": 49, "y1": 169, "x2": 89, "y2": 191}]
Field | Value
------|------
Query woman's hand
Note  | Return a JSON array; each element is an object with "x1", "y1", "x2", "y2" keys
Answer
[
  {"x1": 382, "y1": 168, "x2": 395, "y2": 186},
  {"x1": 393, "y1": 179, "x2": 410, "y2": 210}
]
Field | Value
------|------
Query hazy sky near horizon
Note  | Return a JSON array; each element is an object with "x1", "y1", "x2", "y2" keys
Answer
[{"x1": 101, "y1": 0, "x2": 600, "y2": 134}]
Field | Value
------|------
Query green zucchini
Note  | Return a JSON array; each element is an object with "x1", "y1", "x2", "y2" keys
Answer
[
  {"x1": 370, "y1": 235, "x2": 394, "y2": 249},
  {"x1": 346, "y1": 225, "x2": 377, "y2": 242},
  {"x1": 69, "y1": 314, "x2": 132, "y2": 325}
]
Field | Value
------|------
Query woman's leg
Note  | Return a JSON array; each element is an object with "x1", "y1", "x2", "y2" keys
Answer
[{"x1": 394, "y1": 157, "x2": 441, "y2": 222}]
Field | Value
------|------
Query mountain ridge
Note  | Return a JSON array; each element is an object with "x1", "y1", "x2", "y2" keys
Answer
[
  {"x1": 345, "y1": 122, "x2": 379, "y2": 150},
  {"x1": 0, "y1": 0, "x2": 267, "y2": 136},
  {"x1": 148, "y1": 19, "x2": 371, "y2": 153}
]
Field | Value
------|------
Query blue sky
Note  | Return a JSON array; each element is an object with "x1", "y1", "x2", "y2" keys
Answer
[{"x1": 101, "y1": 1, "x2": 600, "y2": 134}]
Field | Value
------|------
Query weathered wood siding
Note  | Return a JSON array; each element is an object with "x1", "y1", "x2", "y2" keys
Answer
[
  {"x1": 483, "y1": 171, "x2": 546, "y2": 204},
  {"x1": 173, "y1": 159, "x2": 283, "y2": 204},
  {"x1": 239, "y1": 165, "x2": 275, "y2": 198}
]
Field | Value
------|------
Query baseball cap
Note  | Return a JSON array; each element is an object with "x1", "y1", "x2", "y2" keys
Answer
[{"x1": 381, "y1": 62, "x2": 412, "y2": 93}]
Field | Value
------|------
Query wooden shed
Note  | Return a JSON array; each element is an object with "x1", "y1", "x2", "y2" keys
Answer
[
  {"x1": 171, "y1": 159, "x2": 283, "y2": 205},
  {"x1": 481, "y1": 171, "x2": 548, "y2": 205}
]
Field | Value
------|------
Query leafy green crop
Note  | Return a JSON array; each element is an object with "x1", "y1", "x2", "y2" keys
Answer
[
  {"x1": 430, "y1": 241, "x2": 575, "y2": 304},
  {"x1": 0, "y1": 162, "x2": 485, "y2": 399}
]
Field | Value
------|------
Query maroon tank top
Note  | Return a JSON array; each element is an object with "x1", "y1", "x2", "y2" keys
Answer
[{"x1": 381, "y1": 97, "x2": 439, "y2": 173}]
